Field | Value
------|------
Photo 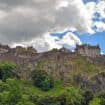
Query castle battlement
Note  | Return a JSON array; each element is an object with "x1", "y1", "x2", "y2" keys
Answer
[
  {"x1": 0, "y1": 43, "x2": 101, "y2": 57},
  {"x1": 0, "y1": 44, "x2": 37, "y2": 57},
  {"x1": 75, "y1": 44, "x2": 101, "y2": 57}
]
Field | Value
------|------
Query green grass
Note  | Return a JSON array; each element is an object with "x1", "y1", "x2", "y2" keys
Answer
[{"x1": 21, "y1": 80, "x2": 66, "y2": 97}]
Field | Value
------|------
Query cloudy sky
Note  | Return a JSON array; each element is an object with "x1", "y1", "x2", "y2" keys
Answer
[{"x1": 0, "y1": 0, "x2": 105, "y2": 53}]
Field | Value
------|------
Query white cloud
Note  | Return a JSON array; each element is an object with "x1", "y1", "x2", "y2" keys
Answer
[
  {"x1": 94, "y1": 21, "x2": 105, "y2": 32},
  {"x1": 0, "y1": 0, "x2": 95, "y2": 43},
  {"x1": 85, "y1": 0, "x2": 105, "y2": 33},
  {"x1": 0, "y1": 0, "x2": 104, "y2": 52},
  {"x1": 96, "y1": 0, "x2": 105, "y2": 19},
  {"x1": 57, "y1": 32, "x2": 82, "y2": 47},
  {"x1": 12, "y1": 32, "x2": 82, "y2": 52}
]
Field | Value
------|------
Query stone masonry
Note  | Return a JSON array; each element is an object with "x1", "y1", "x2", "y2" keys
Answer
[{"x1": 75, "y1": 44, "x2": 101, "y2": 57}]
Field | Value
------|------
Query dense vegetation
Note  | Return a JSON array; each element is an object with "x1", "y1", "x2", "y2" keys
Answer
[
  {"x1": 0, "y1": 61, "x2": 105, "y2": 105},
  {"x1": 0, "y1": 61, "x2": 16, "y2": 81},
  {"x1": 32, "y1": 69, "x2": 54, "y2": 91}
]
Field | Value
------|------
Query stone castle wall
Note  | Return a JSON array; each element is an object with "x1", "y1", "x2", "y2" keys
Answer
[
  {"x1": 75, "y1": 44, "x2": 101, "y2": 57},
  {"x1": 0, "y1": 44, "x2": 101, "y2": 57},
  {"x1": 0, "y1": 44, "x2": 37, "y2": 57}
]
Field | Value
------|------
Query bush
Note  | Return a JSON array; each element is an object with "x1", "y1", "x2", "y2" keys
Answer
[
  {"x1": 0, "y1": 80, "x2": 9, "y2": 92},
  {"x1": 31, "y1": 69, "x2": 54, "y2": 91},
  {"x1": 100, "y1": 99, "x2": 105, "y2": 105},
  {"x1": 82, "y1": 90, "x2": 94, "y2": 105},
  {"x1": 6, "y1": 79, "x2": 22, "y2": 105},
  {"x1": 97, "y1": 92, "x2": 105, "y2": 99},
  {"x1": 0, "y1": 61, "x2": 16, "y2": 81},
  {"x1": 64, "y1": 87, "x2": 83, "y2": 105},
  {"x1": 36, "y1": 96, "x2": 60, "y2": 105},
  {"x1": 0, "y1": 79, "x2": 22, "y2": 105},
  {"x1": 89, "y1": 98, "x2": 100, "y2": 105}
]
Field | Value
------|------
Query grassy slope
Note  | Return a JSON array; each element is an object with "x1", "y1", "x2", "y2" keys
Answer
[{"x1": 21, "y1": 80, "x2": 66, "y2": 97}]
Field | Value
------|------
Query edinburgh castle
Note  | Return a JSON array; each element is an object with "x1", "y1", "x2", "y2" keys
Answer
[{"x1": 0, "y1": 43, "x2": 101, "y2": 57}]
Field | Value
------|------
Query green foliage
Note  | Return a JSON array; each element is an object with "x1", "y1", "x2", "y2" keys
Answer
[
  {"x1": 1, "y1": 78, "x2": 105, "y2": 105},
  {"x1": 64, "y1": 87, "x2": 83, "y2": 105},
  {"x1": 6, "y1": 79, "x2": 22, "y2": 105},
  {"x1": 0, "y1": 61, "x2": 16, "y2": 81},
  {"x1": 89, "y1": 98, "x2": 100, "y2": 105},
  {"x1": 96, "y1": 92, "x2": 105, "y2": 105},
  {"x1": 0, "y1": 80, "x2": 9, "y2": 92},
  {"x1": 16, "y1": 95, "x2": 35, "y2": 105},
  {"x1": 100, "y1": 99, "x2": 105, "y2": 105},
  {"x1": 36, "y1": 96, "x2": 60, "y2": 105},
  {"x1": 31, "y1": 69, "x2": 54, "y2": 91},
  {"x1": 97, "y1": 92, "x2": 105, "y2": 99},
  {"x1": 82, "y1": 90, "x2": 94, "y2": 105},
  {"x1": 0, "y1": 79, "x2": 22, "y2": 105}
]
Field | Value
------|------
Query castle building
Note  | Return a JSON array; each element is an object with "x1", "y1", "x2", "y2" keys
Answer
[
  {"x1": 0, "y1": 44, "x2": 10, "y2": 54},
  {"x1": 75, "y1": 44, "x2": 101, "y2": 57}
]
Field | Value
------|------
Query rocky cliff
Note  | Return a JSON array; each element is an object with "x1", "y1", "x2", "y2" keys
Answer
[{"x1": 0, "y1": 44, "x2": 105, "y2": 92}]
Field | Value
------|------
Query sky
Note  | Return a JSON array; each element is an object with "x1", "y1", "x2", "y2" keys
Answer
[{"x1": 0, "y1": 0, "x2": 105, "y2": 53}]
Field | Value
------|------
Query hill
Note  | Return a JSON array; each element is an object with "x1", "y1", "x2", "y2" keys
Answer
[{"x1": 0, "y1": 44, "x2": 105, "y2": 93}]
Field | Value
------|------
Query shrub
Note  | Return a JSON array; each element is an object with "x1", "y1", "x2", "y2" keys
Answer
[
  {"x1": 64, "y1": 87, "x2": 83, "y2": 105},
  {"x1": 82, "y1": 90, "x2": 94, "y2": 105},
  {"x1": 31, "y1": 69, "x2": 54, "y2": 91},
  {"x1": 0, "y1": 80, "x2": 9, "y2": 92},
  {"x1": 6, "y1": 79, "x2": 22, "y2": 105},
  {"x1": 36, "y1": 96, "x2": 60, "y2": 105},
  {"x1": 0, "y1": 61, "x2": 16, "y2": 81},
  {"x1": 0, "y1": 79, "x2": 22, "y2": 105}
]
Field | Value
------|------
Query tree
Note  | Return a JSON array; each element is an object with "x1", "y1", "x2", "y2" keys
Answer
[
  {"x1": 31, "y1": 69, "x2": 54, "y2": 91},
  {"x1": 0, "y1": 61, "x2": 16, "y2": 81}
]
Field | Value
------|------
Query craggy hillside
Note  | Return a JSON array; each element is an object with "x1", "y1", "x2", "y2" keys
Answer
[{"x1": 0, "y1": 47, "x2": 105, "y2": 92}]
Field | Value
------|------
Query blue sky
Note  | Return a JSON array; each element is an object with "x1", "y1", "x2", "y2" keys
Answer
[{"x1": 52, "y1": 30, "x2": 105, "y2": 54}]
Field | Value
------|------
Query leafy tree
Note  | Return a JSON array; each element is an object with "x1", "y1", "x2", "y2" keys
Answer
[
  {"x1": 31, "y1": 69, "x2": 54, "y2": 91},
  {"x1": 0, "y1": 61, "x2": 16, "y2": 81}
]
